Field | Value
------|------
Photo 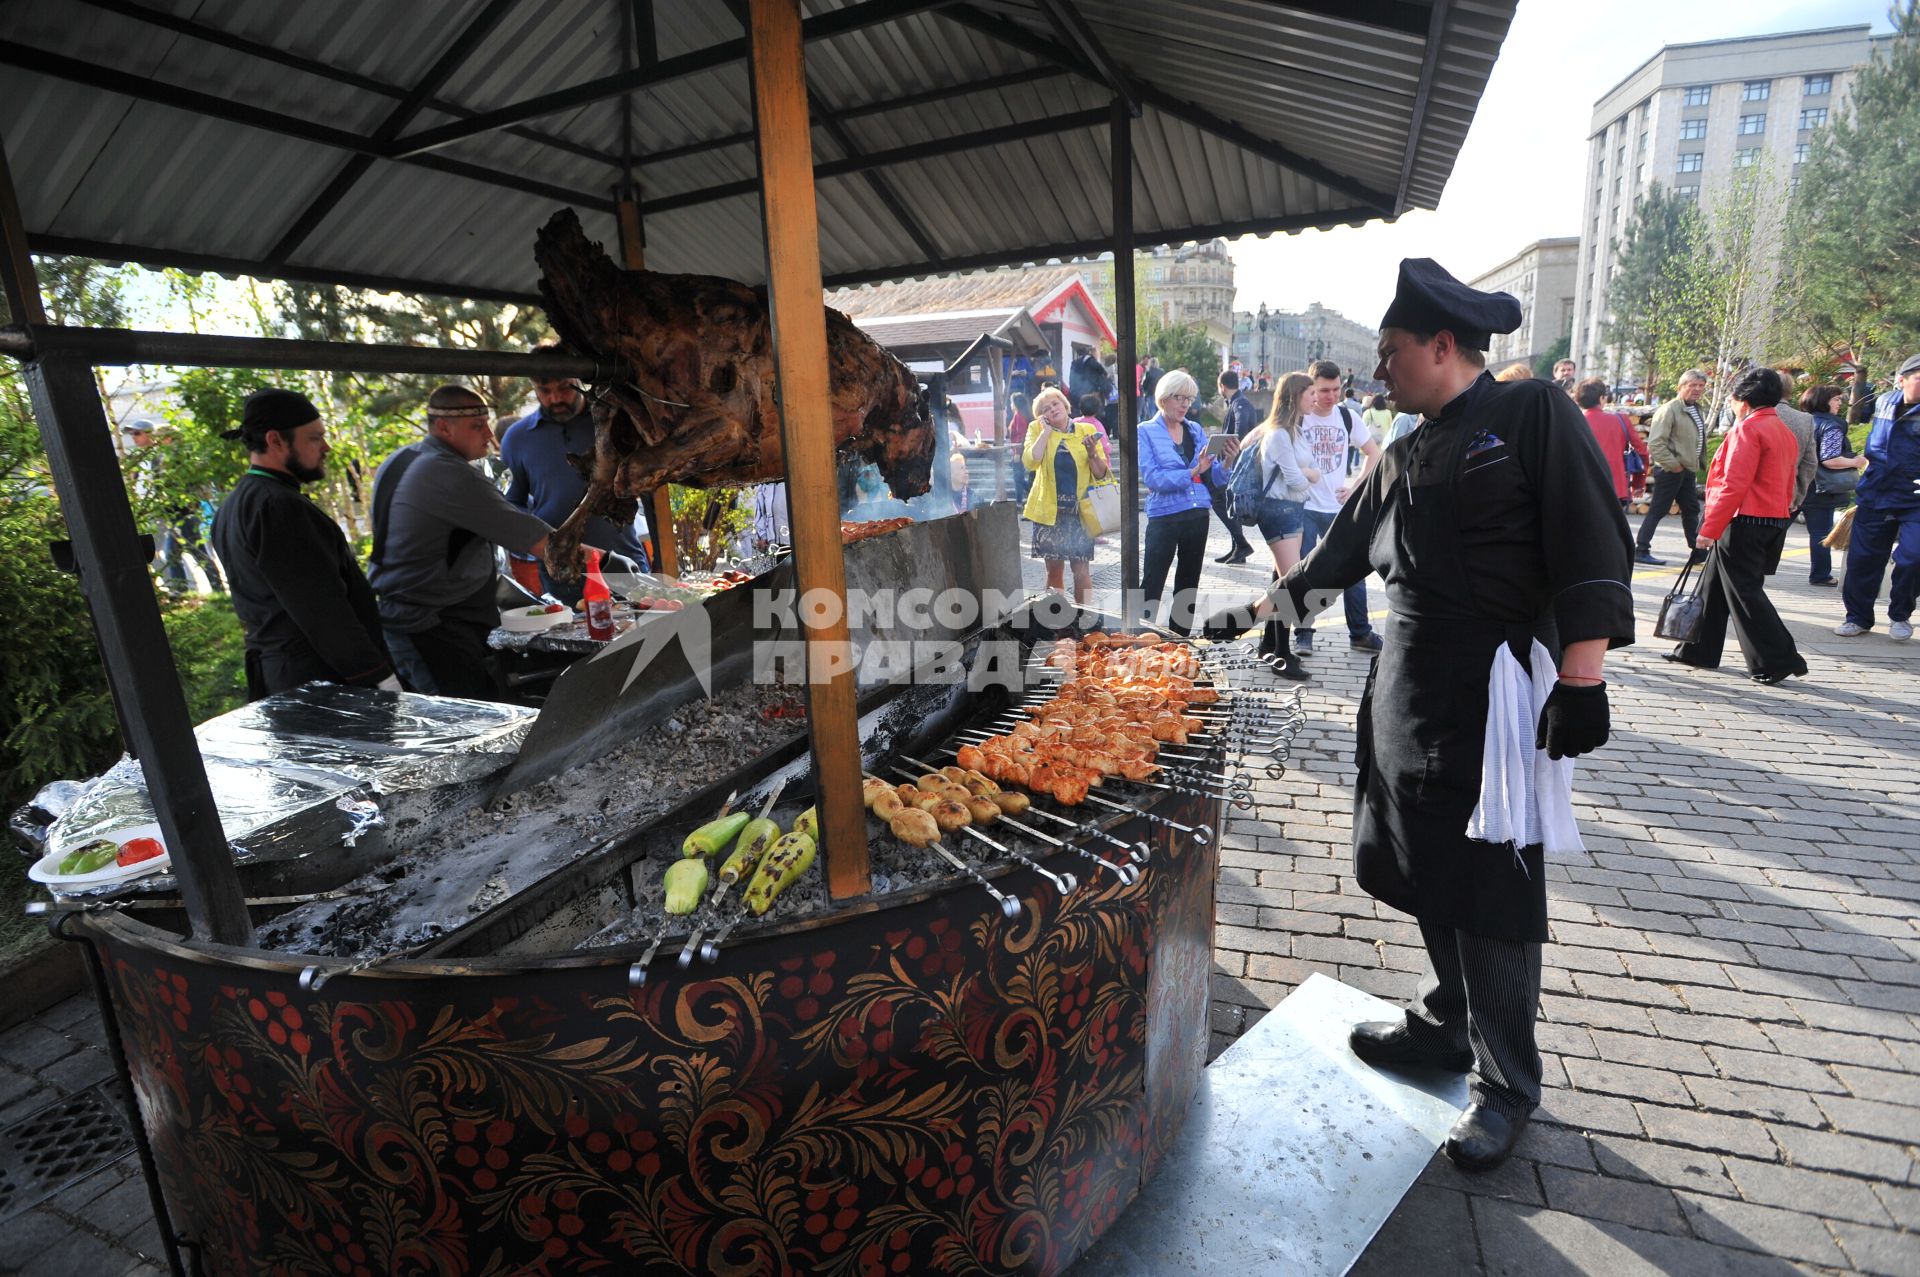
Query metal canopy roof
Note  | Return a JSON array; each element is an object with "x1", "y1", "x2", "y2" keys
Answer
[{"x1": 0, "y1": 0, "x2": 1514, "y2": 303}]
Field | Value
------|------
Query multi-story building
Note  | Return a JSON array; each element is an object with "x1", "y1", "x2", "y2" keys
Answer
[
  {"x1": 1231, "y1": 305, "x2": 1309, "y2": 380},
  {"x1": 1228, "y1": 303, "x2": 1379, "y2": 385},
  {"x1": 1571, "y1": 24, "x2": 1883, "y2": 380},
  {"x1": 1465, "y1": 237, "x2": 1580, "y2": 371},
  {"x1": 1081, "y1": 240, "x2": 1236, "y2": 363}
]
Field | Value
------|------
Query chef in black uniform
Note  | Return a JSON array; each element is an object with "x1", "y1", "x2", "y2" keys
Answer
[
  {"x1": 1212, "y1": 260, "x2": 1633, "y2": 1170},
  {"x1": 210, "y1": 388, "x2": 396, "y2": 700}
]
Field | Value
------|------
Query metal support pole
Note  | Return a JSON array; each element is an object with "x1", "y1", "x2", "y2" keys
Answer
[
  {"x1": 614, "y1": 191, "x2": 679, "y2": 578},
  {"x1": 23, "y1": 342, "x2": 252, "y2": 944},
  {"x1": 747, "y1": 0, "x2": 871, "y2": 900},
  {"x1": 1110, "y1": 100, "x2": 1139, "y2": 599},
  {"x1": 988, "y1": 343, "x2": 1007, "y2": 502},
  {"x1": 0, "y1": 324, "x2": 610, "y2": 379}
]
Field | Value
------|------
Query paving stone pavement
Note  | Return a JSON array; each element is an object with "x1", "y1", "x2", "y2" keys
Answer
[
  {"x1": 0, "y1": 995, "x2": 164, "y2": 1276},
  {"x1": 1153, "y1": 508, "x2": 1920, "y2": 1276},
  {"x1": 0, "y1": 500, "x2": 1910, "y2": 1275}
]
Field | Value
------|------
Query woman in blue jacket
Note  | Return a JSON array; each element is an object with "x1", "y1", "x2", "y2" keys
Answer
[{"x1": 1139, "y1": 369, "x2": 1232, "y2": 633}]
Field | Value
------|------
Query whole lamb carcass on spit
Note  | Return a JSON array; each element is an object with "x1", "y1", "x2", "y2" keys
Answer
[{"x1": 533, "y1": 208, "x2": 933, "y2": 579}]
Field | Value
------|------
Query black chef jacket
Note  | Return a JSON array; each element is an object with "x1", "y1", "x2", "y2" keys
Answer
[
  {"x1": 210, "y1": 466, "x2": 391, "y2": 700},
  {"x1": 1285, "y1": 373, "x2": 1634, "y2": 941}
]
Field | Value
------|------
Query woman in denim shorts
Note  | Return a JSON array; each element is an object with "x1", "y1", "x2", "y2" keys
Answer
[{"x1": 1242, "y1": 372, "x2": 1323, "y2": 679}]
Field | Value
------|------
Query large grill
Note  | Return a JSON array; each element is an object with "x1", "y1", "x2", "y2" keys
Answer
[{"x1": 68, "y1": 515, "x2": 1310, "y2": 1277}]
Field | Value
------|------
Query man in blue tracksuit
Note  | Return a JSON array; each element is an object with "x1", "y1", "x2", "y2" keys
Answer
[{"x1": 1836, "y1": 354, "x2": 1920, "y2": 642}]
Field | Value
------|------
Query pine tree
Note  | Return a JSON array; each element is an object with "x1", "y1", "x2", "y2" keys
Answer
[
  {"x1": 1783, "y1": 2, "x2": 1920, "y2": 380},
  {"x1": 1604, "y1": 183, "x2": 1700, "y2": 389}
]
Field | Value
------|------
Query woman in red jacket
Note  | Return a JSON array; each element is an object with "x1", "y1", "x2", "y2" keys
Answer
[
  {"x1": 1576, "y1": 378, "x2": 1649, "y2": 508},
  {"x1": 1666, "y1": 366, "x2": 1808, "y2": 683}
]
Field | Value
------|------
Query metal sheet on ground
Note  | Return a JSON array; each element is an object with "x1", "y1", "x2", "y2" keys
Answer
[{"x1": 1071, "y1": 972, "x2": 1468, "y2": 1277}]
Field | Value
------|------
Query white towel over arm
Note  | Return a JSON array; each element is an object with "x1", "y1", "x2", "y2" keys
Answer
[{"x1": 1467, "y1": 639, "x2": 1585, "y2": 857}]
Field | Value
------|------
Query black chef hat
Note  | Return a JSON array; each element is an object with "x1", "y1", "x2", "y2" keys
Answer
[
  {"x1": 224, "y1": 388, "x2": 322, "y2": 445},
  {"x1": 1378, "y1": 258, "x2": 1524, "y2": 352}
]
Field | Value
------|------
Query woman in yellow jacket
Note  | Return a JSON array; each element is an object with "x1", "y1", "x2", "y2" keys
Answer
[{"x1": 1024, "y1": 385, "x2": 1111, "y2": 604}]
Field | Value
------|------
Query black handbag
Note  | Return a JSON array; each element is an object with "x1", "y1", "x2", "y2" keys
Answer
[
  {"x1": 1813, "y1": 465, "x2": 1860, "y2": 497},
  {"x1": 1654, "y1": 557, "x2": 1707, "y2": 643}
]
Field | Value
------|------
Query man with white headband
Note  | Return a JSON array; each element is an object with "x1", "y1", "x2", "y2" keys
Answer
[{"x1": 368, "y1": 384, "x2": 631, "y2": 699}]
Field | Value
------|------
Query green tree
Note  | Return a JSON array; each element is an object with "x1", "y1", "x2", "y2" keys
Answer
[
  {"x1": 1605, "y1": 183, "x2": 1700, "y2": 388},
  {"x1": 1140, "y1": 317, "x2": 1221, "y2": 419},
  {"x1": 276, "y1": 283, "x2": 551, "y2": 422},
  {"x1": 1779, "y1": 1, "x2": 1920, "y2": 381},
  {"x1": 1657, "y1": 158, "x2": 1787, "y2": 425},
  {"x1": 1532, "y1": 335, "x2": 1571, "y2": 380},
  {"x1": 0, "y1": 304, "x2": 248, "y2": 819},
  {"x1": 267, "y1": 283, "x2": 556, "y2": 550}
]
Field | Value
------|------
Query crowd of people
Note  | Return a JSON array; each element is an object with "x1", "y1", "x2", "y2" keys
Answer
[{"x1": 204, "y1": 363, "x2": 647, "y2": 704}]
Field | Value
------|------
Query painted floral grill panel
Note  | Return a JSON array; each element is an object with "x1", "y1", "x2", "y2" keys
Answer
[{"x1": 97, "y1": 798, "x2": 1219, "y2": 1277}]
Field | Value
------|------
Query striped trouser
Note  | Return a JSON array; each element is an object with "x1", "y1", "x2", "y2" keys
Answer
[{"x1": 1403, "y1": 918, "x2": 1543, "y2": 1114}]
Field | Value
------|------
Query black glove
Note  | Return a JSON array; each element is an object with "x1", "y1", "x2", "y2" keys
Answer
[
  {"x1": 1268, "y1": 571, "x2": 1342, "y2": 629},
  {"x1": 1535, "y1": 681, "x2": 1609, "y2": 759},
  {"x1": 1198, "y1": 596, "x2": 1262, "y2": 641},
  {"x1": 600, "y1": 552, "x2": 642, "y2": 577}
]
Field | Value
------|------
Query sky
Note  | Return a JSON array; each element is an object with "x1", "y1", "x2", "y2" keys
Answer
[{"x1": 1226, "y1": 0, "x2": 1891, "y2": 328}]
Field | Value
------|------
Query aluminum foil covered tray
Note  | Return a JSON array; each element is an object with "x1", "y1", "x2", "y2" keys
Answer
[{"x1": 40, "y1": 684, "x2": 532, "y2": 897}]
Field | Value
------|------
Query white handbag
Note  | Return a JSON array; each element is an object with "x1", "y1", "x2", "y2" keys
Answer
[{"x1": 1078, "y1": 480, "x2": 1121, "y2": 537}]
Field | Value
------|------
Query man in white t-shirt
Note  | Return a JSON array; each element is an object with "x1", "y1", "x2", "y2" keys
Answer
[{"x1": 1295, "y1": 359, "x2": 1384, "y2": 655}]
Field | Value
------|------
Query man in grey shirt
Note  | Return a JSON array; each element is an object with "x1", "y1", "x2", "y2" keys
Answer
[
  {"x1": 1768, "y1": 368, "x2": 1821, "y2": 511},
  {"x1": 368, "y1": 385, "x2": 572, "y2": 699}
]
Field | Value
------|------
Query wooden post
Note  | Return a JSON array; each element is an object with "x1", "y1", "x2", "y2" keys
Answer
[
  {"x1": 614, "y1": 190, "x2": 679, "y2": 577},
  {"x1": 1110, "y1": 100, "x2": 1140, "y2": 600},
  {"x1": 0, "y1": 142, "x2": 45, "y2": 325},
  {"x1": 746, "y1": 0, "x2": 870, "y2": 900}
]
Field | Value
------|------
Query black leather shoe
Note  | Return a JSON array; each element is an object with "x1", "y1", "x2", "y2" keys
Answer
[
  {"x1": 1348, "y1": 1021, "x2": 1473, "y2": 1072},
  {"x1": 1752, "y1": 661, "x2": 1807, "y2": 685},
  {"x1": 1634, "y1": 550, "x2": 1665, "y2": 566},
  {"x1": 1444, "y1": 1103, "x2": 1530, "y2": 1173},
  {"x1": 1268, "y1": 654, "x2": 1310, "y2": 681},
  {"x1": 1217, "y1": 547, "x2": 1253, "y2": 564}
]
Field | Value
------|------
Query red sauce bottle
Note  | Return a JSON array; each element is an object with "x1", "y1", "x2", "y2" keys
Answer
[{"x1": 583, "y1": 548, "x2": 614, "y2": 641}]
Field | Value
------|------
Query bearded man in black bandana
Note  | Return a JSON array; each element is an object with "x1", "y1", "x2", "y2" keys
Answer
[
  {"x1": 1208, "y1": 259, "x2": 1634, "y2": 1170},
  {"x1": 210, "y1": 388, "x2": 395, "y2": 700}
]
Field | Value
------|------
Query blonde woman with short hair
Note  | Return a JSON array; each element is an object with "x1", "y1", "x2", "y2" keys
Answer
[
  {"x1": 1137, "y1": 369, "x2": 1232, "y2": 633},
  {"x1": 1023, "y1": 385, "x2": 1110, "y2": 603}
]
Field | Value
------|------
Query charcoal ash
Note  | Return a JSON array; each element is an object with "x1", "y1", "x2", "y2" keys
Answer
[{"x1": 575, "y1": 788, "x2": 1109, "y2": 956}]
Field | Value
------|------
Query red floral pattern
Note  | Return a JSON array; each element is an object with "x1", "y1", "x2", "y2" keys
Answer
[{"x1": 95, "y1": 795, "x2": 1220, "y2": 1277}]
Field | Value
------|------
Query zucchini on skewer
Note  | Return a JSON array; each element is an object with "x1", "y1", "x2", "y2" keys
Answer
[{"x1": 742, "y1": 832, "x2": 817, "y2": 915}]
